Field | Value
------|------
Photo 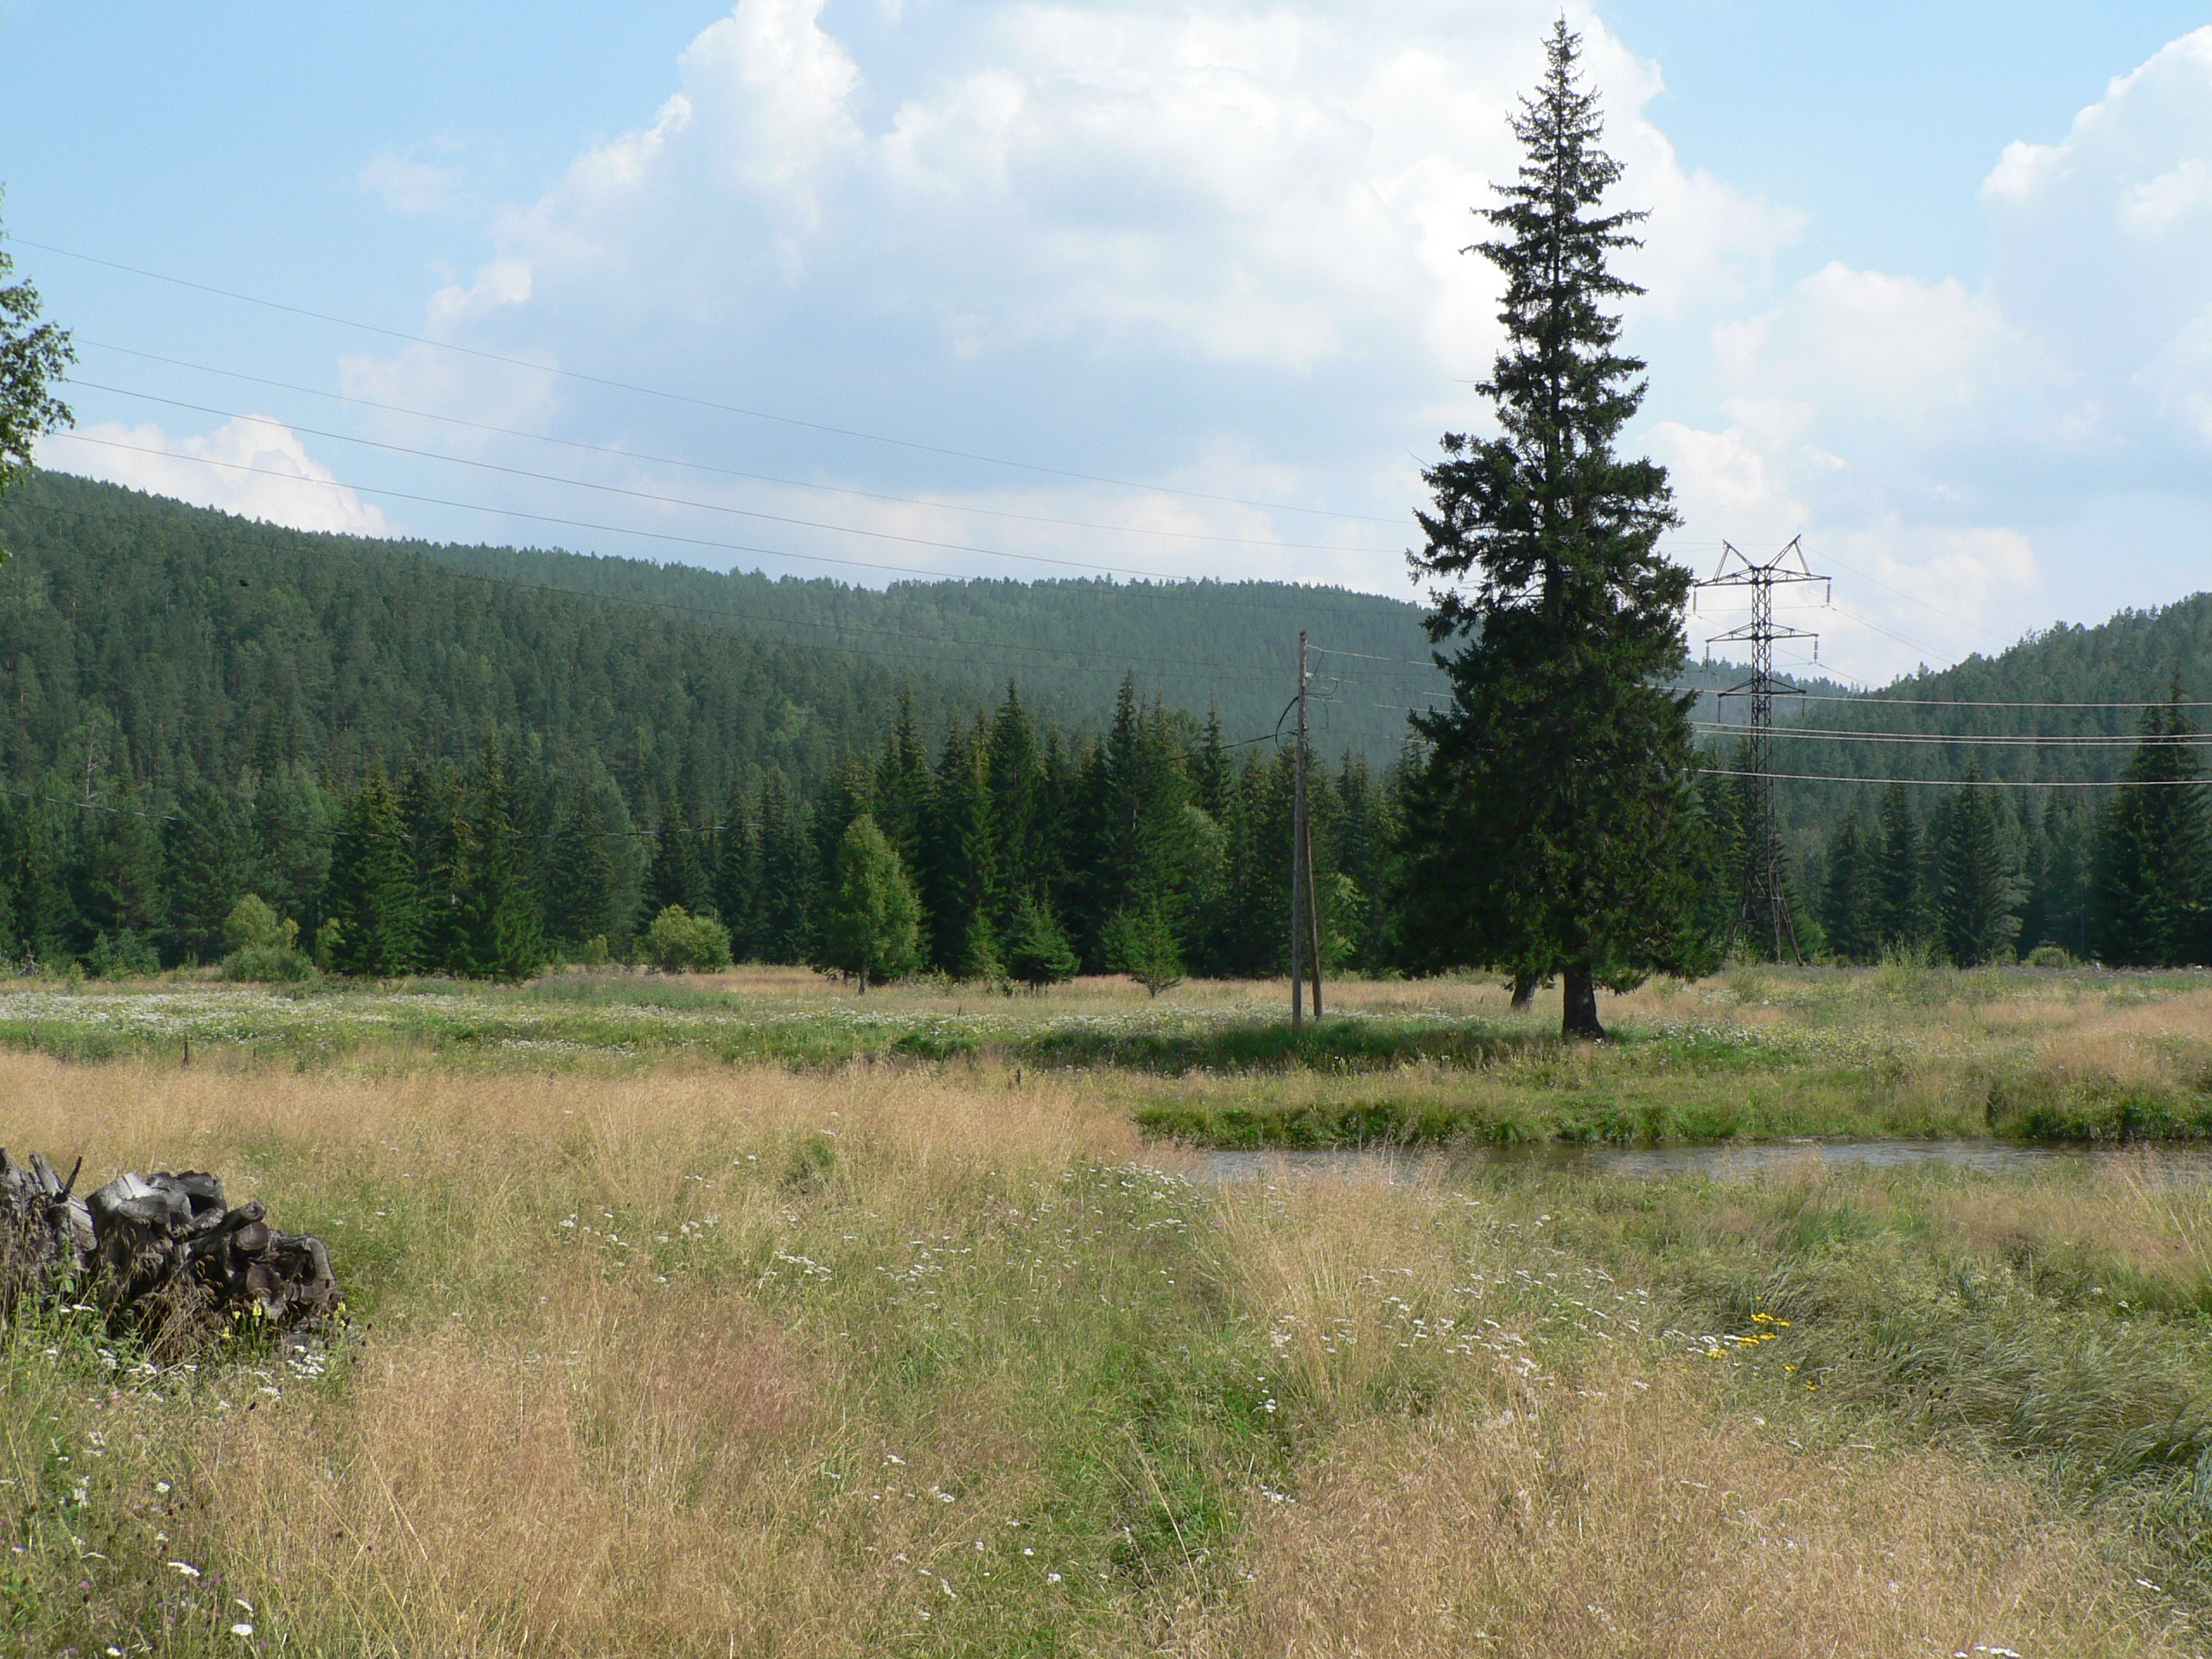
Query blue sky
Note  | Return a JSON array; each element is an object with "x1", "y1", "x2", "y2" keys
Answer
[{"x1": 7, "y1": 1, "x2": 2212, "y2": 685}]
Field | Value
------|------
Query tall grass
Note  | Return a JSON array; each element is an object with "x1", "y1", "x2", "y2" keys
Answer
[
  {"x1": 7, "y1": 964, "x2": 2212, "y2": 1145},
  {"x1": 0, "y1": 1051, "x2": 2196, "y2": 1654}
]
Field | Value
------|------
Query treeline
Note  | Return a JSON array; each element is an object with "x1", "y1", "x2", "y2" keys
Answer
[
  {"x1": 0, "y1": 674, "x2": 1403, "y2": 983},
  {"x1": 1754, "y1": 693, "x2": 2211, "y2": 969},
  {"x1": 0, "y1": 470, "x2": 998, "y2": 806},
  {"x1": 0, "y1": 471, "x2": 1440, "y2": 785},
  {"x1": 3, "y1": 671, "x2": 2211, "y2": 981}
]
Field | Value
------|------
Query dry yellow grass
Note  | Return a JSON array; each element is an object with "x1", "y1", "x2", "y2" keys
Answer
[
  {"x1": 0, "y1": 1049, "x2": 2190, "y2": 1656},
  {"x1": 1223, "y1": 1372, "x2": 2176, "y2": 1658},
  {"x1": 1185, "y1": 1169, "x2": 2191, "y2": 1657}
]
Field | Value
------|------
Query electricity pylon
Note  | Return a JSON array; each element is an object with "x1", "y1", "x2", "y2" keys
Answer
[{"x1": 1694, "y1": 538, "x2": 1829, "y2": 963}]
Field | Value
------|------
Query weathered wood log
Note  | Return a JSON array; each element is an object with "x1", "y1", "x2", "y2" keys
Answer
[
  {"x1": 1, "y1": 1147, "x2": 93, "y2": 1307},
  {"x1": 2, "y1": 1150, "x2": 338, "y2": 1353}
]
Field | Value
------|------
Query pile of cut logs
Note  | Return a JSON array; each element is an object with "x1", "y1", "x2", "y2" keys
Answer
[{"x1": 1, "y1": 1147, "x2": 337, "y2": 1356}]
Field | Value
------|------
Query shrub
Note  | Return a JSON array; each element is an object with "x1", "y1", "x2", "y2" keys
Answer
[
  {"x1": 1103, "y1": 902, "x2": 1184, "y2": 997},
  {"x1": 223, "y1": 944, "x2": 314, "y2": 982},
  {"x1": 223, "y1": 893, "x2": 292, "y2": 955},
  {"x1": 220, "y1": 893, "x2": 312, "y2": 981},
  {"x1": 2025, "y1": 943, "x2": 2072, "y2": 968},
  {"x1": 84, "y1": 928, "x2": 159, "y2": 980},
  {"x1": 645, "y1": 906, "x2": 734, "y2": 974},
  {"x1": 1005, "y1": 895, "x2": 1078, "y2": 991}
]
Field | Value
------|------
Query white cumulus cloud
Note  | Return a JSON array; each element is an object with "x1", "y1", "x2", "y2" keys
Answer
[
  {"x1": 41, "y1": 418, "x2": 393, "y2": 537},
  {"x1": 337, "y1": 0, "x2": 1793, "y2": 602}
]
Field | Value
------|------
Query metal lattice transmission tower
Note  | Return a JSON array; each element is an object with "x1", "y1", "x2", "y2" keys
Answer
[{"x1": 1694, "y1": 538, "x2": 1830, "y2": 963}]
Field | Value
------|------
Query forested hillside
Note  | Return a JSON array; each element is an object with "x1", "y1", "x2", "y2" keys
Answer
[
  {"x1": 1764, "y1": 599, "x2": 2212, "y2": 843},
  {"x1": 10, "y1": 468, "x2": 2212, "y2": 981},
  {"x1": 419, "y1": 538, "x2": 1444, "y2": 759},
  {"x1": 0, "y1": 469, "x2": 987, "y2": 807}
]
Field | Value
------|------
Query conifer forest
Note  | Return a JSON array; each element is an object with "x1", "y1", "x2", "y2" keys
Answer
[
  {"x1": 0, "y1": 467, "x2": 2206, "y2": 986},
  {"x1": 16, "y1": 16, "x2": 2212, "y2": 1654}
]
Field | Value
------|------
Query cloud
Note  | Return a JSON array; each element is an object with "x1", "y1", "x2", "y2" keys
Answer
[
  {"x1": 321, "y1": 3, "x2": 2212, "y2": 683},
  {"x1": 339, "y1": 0, "x2": 1789, "y2": 607},
  {"x1": 1978, "y1": 26, "x2": 2212, "y2": 446},
  {"x1": 359, "y1": 151, "x2": 472, "y2": 217},
  {"x1": 41, "y1": 418, "x2": 393, "y2": 537},
  {"x1": 1643, "y1": 29, "x2": 2212, "y2": 679}
]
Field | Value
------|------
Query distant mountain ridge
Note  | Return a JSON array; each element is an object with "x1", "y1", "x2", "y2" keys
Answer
[
  {"x1": 15, "y1": 469, "x2": 2212, "y2": 844},
  {"x1": 409, "y1": 537, "x2": 1446, "y2": 758},
  {"x1": 0, "y1": 472, "x2": 1445, "y2": 808}
]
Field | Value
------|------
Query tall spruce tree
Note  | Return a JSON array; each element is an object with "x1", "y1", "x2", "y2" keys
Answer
[
  {"x1": 755, "y1": 769, "x2": 818, "y2": 963},
  {"x1": 1820, "y1": 806, "x2": 1877, "y2": 964},
  {"x1": 545, "y1": 793, "x2": 625, "y2": 956},
  {"x1": 874, "y1": 690, "x2": 932, "y2": 873},
  {"x1": 251, "y1": 765, "x2": 334, "y2": 941},
  {"x1": 163, "y1": 778, "x2": 253, "y2": 964},
  {"x1": 468, "y1": 735, "x2": 545, "y2": 979},
  {"x1": 2091, "y1": 687, "x2": 2209, "y2": 966},
  {"x1": 2038, "y1": 792, "x2": 2092, "y2": 958},
  {"x1": 919, "y1": 722, "x2": 997, "y2": 976},
  {"x1": 70, "y1": 787, "x2": 163, "y2": 958},
  {"x1": 323, "y1": 762, "x2": 422, "y2": 976},
  {"x1": 1932, "y1": 768, "x2": 2022, "y2": 967},
  {"x1": 711, "y1": 785, "x2": 761, "y2": 960},
  {"x1": 1398, "y1": 21, "x2": 1698, "y2": 1039},
  {"x1": 1872, "y1": 782, "x2": 1924, "y2": 952},
  {"x1": 640, "y1": 791, "x2": 709, "y2": 927}
]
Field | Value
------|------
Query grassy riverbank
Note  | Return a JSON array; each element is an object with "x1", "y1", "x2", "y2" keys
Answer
[
  {"x1": 3, "y1": 1044, "x2": 2208, "y2": 1655},
  {"x1": 3, "y1": 959, "x2": 2212, "y2": 1148}
]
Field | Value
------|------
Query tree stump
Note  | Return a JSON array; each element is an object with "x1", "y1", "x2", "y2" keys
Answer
[{"x1": 3, "y1": 1148, "x2": 337, "y2": 1355}]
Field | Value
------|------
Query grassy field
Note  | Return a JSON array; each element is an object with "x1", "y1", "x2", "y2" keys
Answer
[
  {"x1": 3, "y1": 966, "x2": 2211, "y2": 1654},
  {"x1": 2, "y1": 958, "x2": 2210, "y2": 1144}
]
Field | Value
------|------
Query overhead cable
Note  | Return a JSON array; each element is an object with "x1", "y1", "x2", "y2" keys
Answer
[
  {"x1": 77, "y1": 340, "x2": 1393, "y2": 556},
  {"x1": 18, "y1": 236, "x2": 1399, "y2": 524}
]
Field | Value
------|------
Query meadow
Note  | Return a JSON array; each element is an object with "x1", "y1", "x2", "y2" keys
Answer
[{"x1": 3, "y1": 963, "x2": 2211, "y2": 1655}]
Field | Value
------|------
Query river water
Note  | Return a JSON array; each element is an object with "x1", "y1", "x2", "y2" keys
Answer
[{"x1": 1199, "y1": 1140, "x2": 2212, "y2": 1184}]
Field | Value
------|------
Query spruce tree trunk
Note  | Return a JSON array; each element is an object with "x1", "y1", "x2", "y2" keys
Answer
[
  {"x1": 859, "y1": 955, "x2": 869, "y2": 995},
  {"x1": 1561, "y1": 965, "x2": 1605, "y2": 1040},
  {"x1": 1510, "y1": 974, "x2": 1538, "y2": 1011}
]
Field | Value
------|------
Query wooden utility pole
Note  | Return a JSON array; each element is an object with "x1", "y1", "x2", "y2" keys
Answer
[
  {"x1": 1300, "y1": 636, "x2": 1322, "y2": 1020},
  {"x1": 1291, "y1": 632, "x2": 1306, "y2": 1033},
  {"x1": 1291, "y1": 631, "x2": 1322, "y2": 1028}
]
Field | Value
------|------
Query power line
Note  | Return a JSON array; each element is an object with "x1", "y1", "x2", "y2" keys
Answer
[
  {"x1": 71, "y1": 353, "x2": 1395, "y2": 557},
  {"x1": 1693, "y1": 724, "x2": 2197, "y2": 747},
  {"x1": 42, "y1": 434, "x2": 1417, "y2": 631},
  {"x1": 52, "y1": 429, "x2": 1344, "y2": 613},
  {"x1": 1669, "y1": 688, "x2": 2210, "y2": 710},
  {"x1": 1699, "y1": 766, "x2": 2202, "y2": 789},
  {"x1": 19, "y1": 236, "x2": 1400, "y2": 525},
  {"x1": 10, "y1": 492, "x2": 1294, "y2": 690},
  {"x1": 58, "y1": 393, "x2": 1310, "y2": 588}
]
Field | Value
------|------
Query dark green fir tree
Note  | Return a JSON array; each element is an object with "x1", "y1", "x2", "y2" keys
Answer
[
  {"x1": 756, "y1": 769, "x2": 818, "y2": 964},
  {"x1": 1820, "y1": 805, "x2": 1878, "y2": 964},
  {"x1": 1872, "y1": 782, "x2": 1924, "y2": 952},
  {"x1": 1397, "y1": 20, "x2": 1700, "y2": 1038},
  {"x1": 711, "y1": 785, "x2": 761, "y2": 961},
  {"x1": 640, "y1": 791, "x2": 709, "y2": 927},
  {"x1": 163, "y1": 778, "x2": 254, "y2": 964},
  {"x1": 2091, "y1": 686, "x2": 2209, "y2": 966},
  {"x1": 324, "y1": 762, "x2": 422, "y2": 976},
  {"x1": 919, "y1": 722, "x2": 995, "y2": 976},
  {"x1": 1932, "y1": 768, "x2": 2022, "y2": 967}
]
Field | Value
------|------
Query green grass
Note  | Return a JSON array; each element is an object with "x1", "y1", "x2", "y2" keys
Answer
[
  {"x1": 7, "y1": 963, "x2": 2212, "y2": 1147},
  {"x1": 2, "y1": 1052, "x2": 2199, "y2": 1653}
]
